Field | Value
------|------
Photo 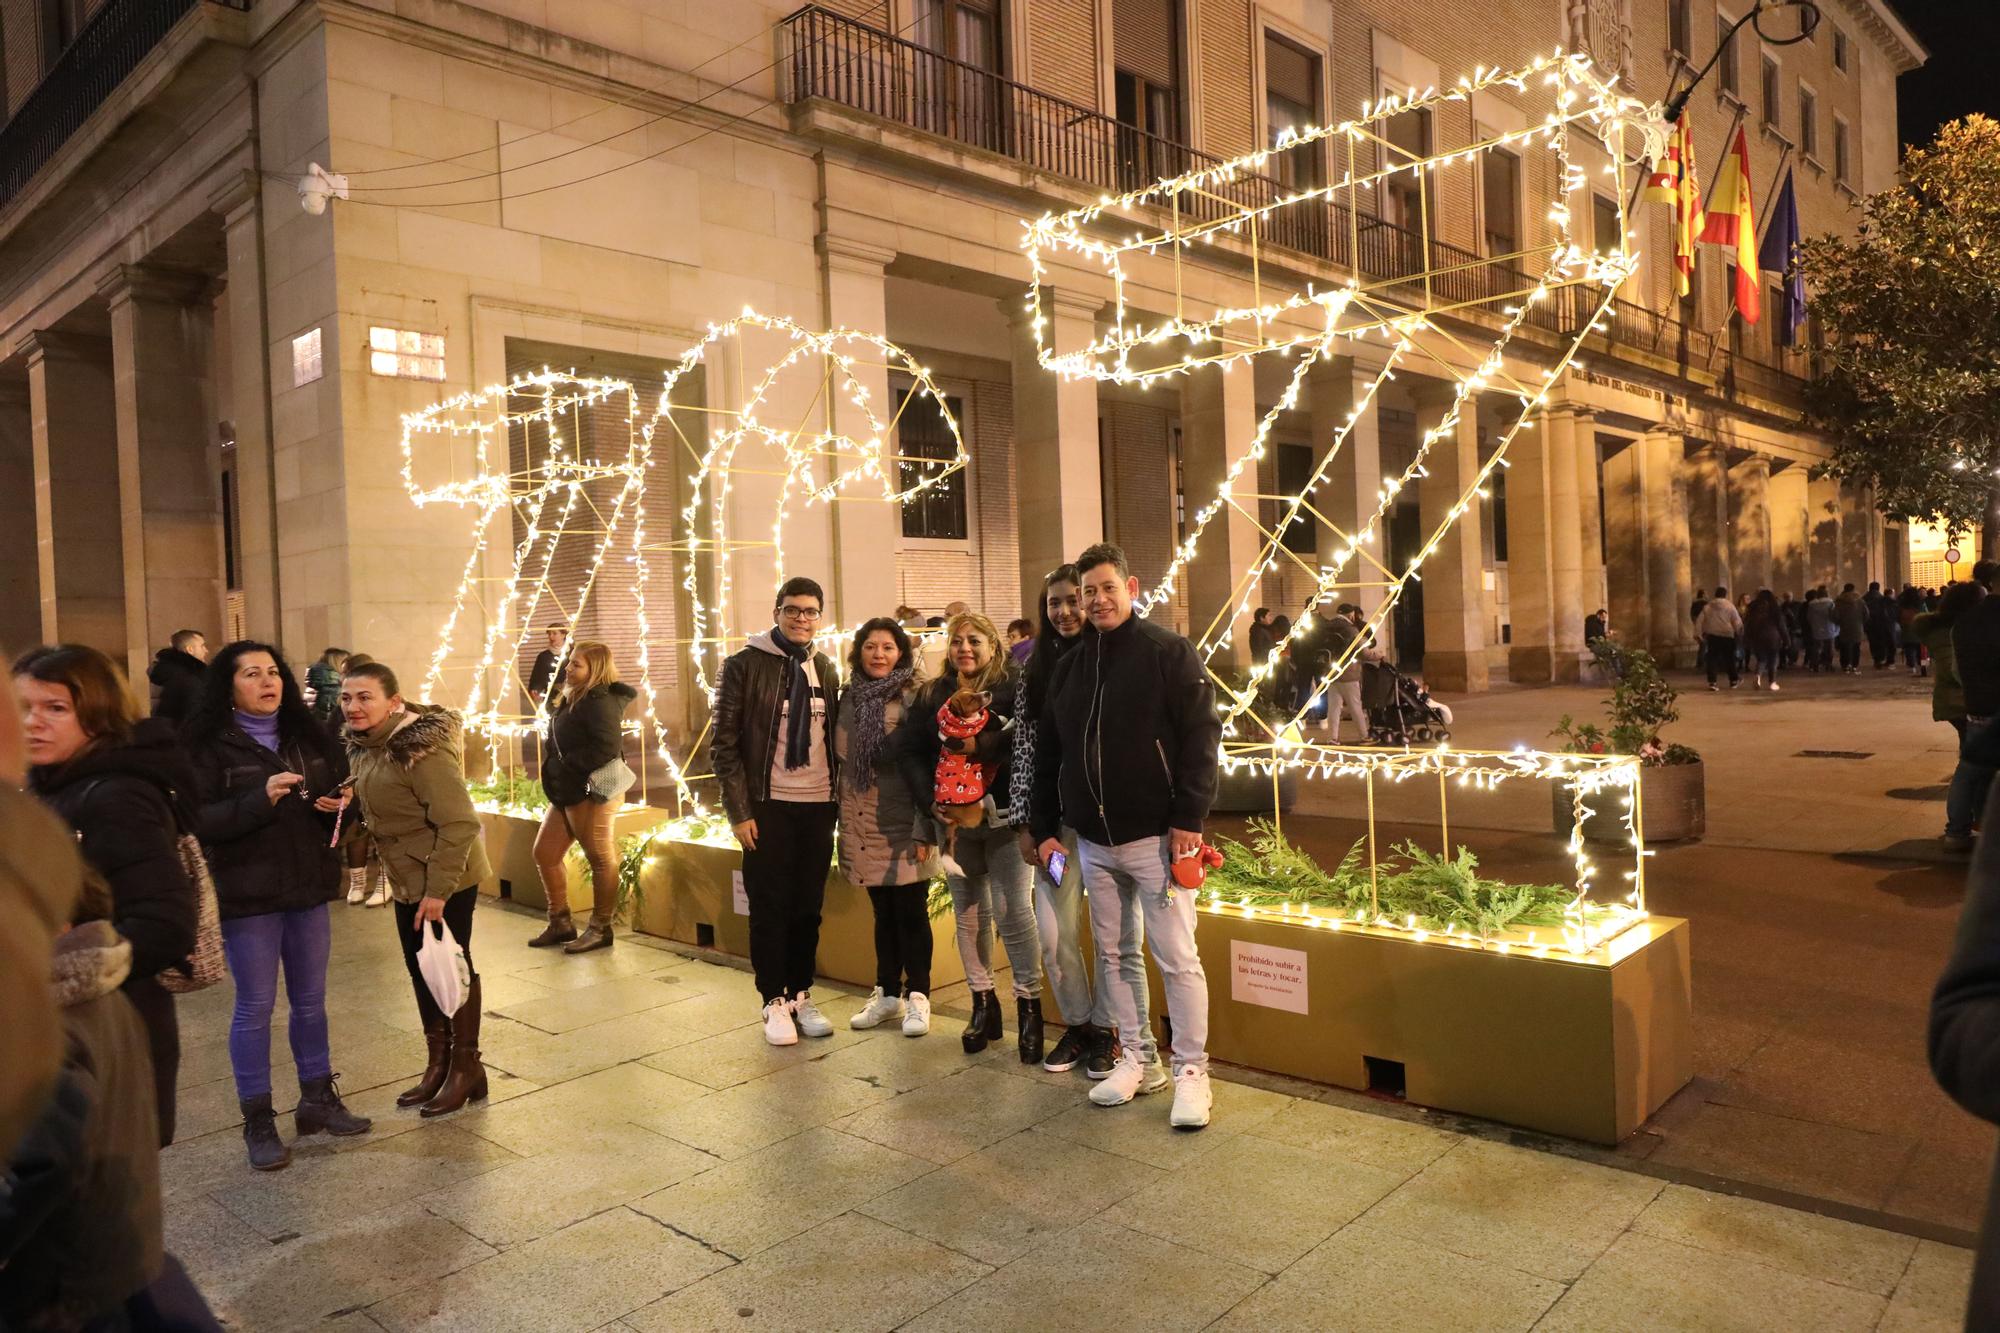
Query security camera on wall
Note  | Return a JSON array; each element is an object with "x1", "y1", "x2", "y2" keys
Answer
[{"x1": 298, "y1": 163, "x2": 348, "y2": 216}]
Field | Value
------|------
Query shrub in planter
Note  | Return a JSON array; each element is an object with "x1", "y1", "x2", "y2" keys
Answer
[{"x1": 1549, "y1": 642, "x2": 1705, "y2": 842}]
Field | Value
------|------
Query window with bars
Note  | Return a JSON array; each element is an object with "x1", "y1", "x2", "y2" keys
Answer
[{"x1": 896, "y1": 388, "x2": 968, "y2": 541}]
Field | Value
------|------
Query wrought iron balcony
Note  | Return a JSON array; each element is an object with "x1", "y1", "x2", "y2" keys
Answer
[{"x1": 0, "y1": 0, "x2": 250, "y2": 211}]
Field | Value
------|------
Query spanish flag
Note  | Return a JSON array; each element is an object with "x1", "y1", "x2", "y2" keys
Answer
[
  {"x1": 1698, "y1": 126, "x2": 1761, "y2": 324},
  {"x1": 1643, "y1": 117, "x2": 1704, "y2": 298}
]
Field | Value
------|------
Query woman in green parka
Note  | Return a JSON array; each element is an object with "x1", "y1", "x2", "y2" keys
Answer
[
  {"x1": 337, "y1": 661, "x2": 493, "y2": 1118},
  {"x1": 1914, "y1": 581, "x2": 1987, "y2": 741}
]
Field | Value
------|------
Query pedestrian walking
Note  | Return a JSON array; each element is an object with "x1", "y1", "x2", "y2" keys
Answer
[
  {"x1": 1032, "y1": 542, "x2": 1222, "y2": 1129},
  {"x1": 304, "y1": 648, "x2": 348, "y2": 724},
  {"x1": 1322, "y1": 603, "x2": 1382, "y2": 741},
  {"x1": 1945, "y1": 564, "x2": 2000, "y2": 853},
  {"x1": 1013, "y1": 564, "x2": 1136, "y2": 1079},
  {"x1": 339, "y1": 661, "x2": 492, "y2": 1118},
  {"x1": 147, "y1": 629, "x2": 208, "y2": 723},
  {"x1": 528, "y1": 642, "x2": 636, "y2": 954},
  {"x1": 895, "y1": 610, "x2": 1045, "y2": 1060},
  {"x1": 1805, "y1": 588, "x2": 1838, "y2": 672},
  {"x1": 527, "y1": 624, "x2": 569, "y2": 706},
  {"x1": 1695, "y1": 585, "x2": 1744, "y2": 690},
  {"x1": 1248, "y1": 607, "x2": 1276, "y2": 663},
  {"x1": 836, "y1": 618, "x2": 938, "y2": 1038},
  {"x1": 1834, "y1": 584, "x2": 1867, "y2": 673},
  {"x1": 16, "y1": 644, "x2": 197, "y2": 1147},
  {"x1": 1742, "y1": 589, "x2": 1786, "y2": 691},
  {"x1": 184, "y1": 642, "x2": 370, "y2": 1170},
  {"x1": 1899, "y1": 587, "x2": 1930, "y2": 675},
  {"x1": 712, "y1": 577, "x2": 842, "y2": 1047},
  {"x1": 1915, "y1": 582, "x2": 1981, "y2": 748},
  {"x1": 1863, "y1": 582, "x2": 1896, "y2": 670}
]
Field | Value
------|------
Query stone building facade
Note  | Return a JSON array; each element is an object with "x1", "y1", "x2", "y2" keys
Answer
[{"x1": 0, "y1": 0, "x2": 1924, "y2": 714}]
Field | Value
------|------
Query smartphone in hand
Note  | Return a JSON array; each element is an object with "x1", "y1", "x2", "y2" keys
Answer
[{"x1": 1045, "y1": 849, "x2": 1067, "y2": 882}]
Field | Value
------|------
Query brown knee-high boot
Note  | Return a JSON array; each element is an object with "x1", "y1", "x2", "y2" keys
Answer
[
  {"x1": 398, "y1": 1012, "x2": 451, "y2": 1108},
  {"x1": 421, "y1": 976, "x2": 488, "y2": 1117}
]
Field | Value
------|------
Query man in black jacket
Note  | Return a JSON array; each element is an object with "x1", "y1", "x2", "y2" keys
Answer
[
  {"x1": 1032, "y1": 543, "x2": 1221, "y2": 1129},
  {"x1": 1946, "y1": 562, "x2": 2000, "y2": 850},
  {"x1": 526, "y1": 624, "x2": 568, "y2": 705},
  {"x1": 711, "y1": 577, "x2": 841, "y2": 1048},
  {"x1": 146, "y1": 630, "x2": 207, "y2": 723}
]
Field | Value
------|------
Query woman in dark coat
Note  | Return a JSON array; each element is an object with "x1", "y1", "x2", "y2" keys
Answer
[
  {"x1": 529, "y1": 640, "x2": 636, "y2": 953},
  {"x1": 15, "y1": 644, "x2": 196, "y2": 1148},
  {"x1": 184, "y1": 641, "x2": 371, "y2": 1171},
  {"x1": 1742, "y1": 588, "x2": 1786, "y2": 691}
]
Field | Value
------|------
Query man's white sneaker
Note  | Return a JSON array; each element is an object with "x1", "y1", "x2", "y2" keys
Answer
[
  {"x1": 1169, "y1": 1066, "x2": 1213, "y2": 1130},
  {"x1": 762, "y1": 998, "x2": 798, "y2": 1046},
  {"x1": 850, "y1": 987, "x2": 904, "y2": 1030},
  {"x1": 902, "y1": 992, "x2": 931, "y2": 1037},
  {"x1": 1089, "y1": 1051, "x2": 1169, "y2": 1106},
  {"x1": 792, "y1": 992, "x2": 834, "y2": 1038}
]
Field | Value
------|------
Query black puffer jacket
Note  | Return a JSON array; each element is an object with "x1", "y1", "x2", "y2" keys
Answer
[
  {"x1": 711, "y1": 631, "x2": 841, "y2": 824},
  {"x1": 892, "y1": 668, "x2": 1021, "y2": 840},
  {"x1": 1957, "y1": 597, "x2": 2000, "y2": 719},
  {"x1": 30, "y1": 720, "x2": 197, "y2": 982},
  {"x1": 186, "y1": 720, "x2": 346, "y2": 920},
  {"x1": 541, "y1": 681, "x2": 638, "y2": 807},
  {"x1": 146, "y1": 649, "x2": 205, "y2": 724},
  {"x1": 1030, "y1": 612, "x2": 1221, "y2": 847}
]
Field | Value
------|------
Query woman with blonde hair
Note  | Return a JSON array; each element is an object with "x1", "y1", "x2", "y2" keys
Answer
[
  {"x1": 894, "y1": 610, "x2": 1044, "y2": 1060},
  {"x1": 528, "y1": 640, "x2": 636, "y2": 953}
]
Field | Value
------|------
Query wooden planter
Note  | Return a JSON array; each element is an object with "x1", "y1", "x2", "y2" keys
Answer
[
  {"x1": 1552, "y1": 761, "x2": 1707, "y2": 844},
  {"x1": 476, "y1": 805, "x2": 668, "y2": 910}
]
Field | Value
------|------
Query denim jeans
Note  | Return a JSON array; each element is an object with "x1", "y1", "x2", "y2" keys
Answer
[
  {"x1": 1034, "y1": 826, "x2": 1132, "y2": 1030},
  {"x1": 1081, "y1": 834, "x2": 1209, "y2": 1073},
  {"x1": 1946, "y1": 716, "x2": 1995, "y2": 839},
  {"x1": 944, "y1": 821, "x2": 1042, "y2": 997},
  {"x1": 219, "y1": 904, "x2": 334, "y2": 1100}
]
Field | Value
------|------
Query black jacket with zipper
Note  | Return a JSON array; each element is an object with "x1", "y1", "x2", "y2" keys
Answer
[
  {"x1": 711, "y1": 631, "x2": 841, "y2": 824},
  {"x1": 542, "y1": 681, "x2": 638, "y2": 807},
  {"x1": 185, "y1": 719, "x2": 346, "y2": 921},
  {"x1": 1030, "y1": 612, "x2": 1220, "y2": 848}
]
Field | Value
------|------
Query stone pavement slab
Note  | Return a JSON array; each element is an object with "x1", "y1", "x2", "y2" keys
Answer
[
  {"x1": 1535, "y1": 1231, "x2": 1888, "y2": 1331},
  {"x1": 832, "y1": 1065, "x2": 1080, "y2": 1165}
]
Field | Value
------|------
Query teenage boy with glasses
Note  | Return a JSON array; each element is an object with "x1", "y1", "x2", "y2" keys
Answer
[{"x1": 713, "y1": 578, "x2": 843, "y2": 1045}]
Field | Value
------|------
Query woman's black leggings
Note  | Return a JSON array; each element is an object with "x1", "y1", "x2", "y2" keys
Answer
[
  {"x1": 394, "y1": 887, "x2": 479, "y2": 1025},
  {"x1": 867, "y1": 882, "x2": 933, "y2": 996}
]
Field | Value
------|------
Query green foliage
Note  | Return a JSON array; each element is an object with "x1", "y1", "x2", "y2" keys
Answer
[
  {"x1": 467, "y1": 771, "x2": 548, "y2": 811},
  {"x1": 1549, "y1": 646, "x2": 1697, "y2": 766},
  {"x1": 1798, "y1": 116, "x2": 2000, "y2": 537},
  {"x1": 1207, "y1": 819, "x2": 1575, "y2": 941}
]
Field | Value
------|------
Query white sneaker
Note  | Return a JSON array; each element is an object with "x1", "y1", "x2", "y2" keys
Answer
[
  {"x1": 902, "y1": 992, "x2": 931, "y2": 1037},
  {"x1": 850, "y1": 987, "x2": 904, "y2": 1030},
  {"x1": 792, "y1": 992, "x2": 834, "y2": 1039},
  {"x1": 1169, "y1": 1066, "x2": 1213, "y2": 1130},
  {"x1": 1769, "y1": 682, "x2": 1781, "y2": 692},
  {"x1": 1088, "y1": 1051, "x2": 1169, "y2": 1106},
  {"x1": 345, "y1": 872, "x2": 365, "y2": 905},
  {"x1": 364, "y1": 884, "x2": 389, "y2": 908},
  {"x1": 762, "y1": 998, "x2": 798, "y2": 1046}
]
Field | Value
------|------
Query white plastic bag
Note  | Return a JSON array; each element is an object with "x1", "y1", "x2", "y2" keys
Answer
[{"x1": 415, "y1": 919, "x2": 471, "y2": 1017}]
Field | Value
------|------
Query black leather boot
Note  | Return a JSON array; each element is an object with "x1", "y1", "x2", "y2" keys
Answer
[
  {"x1": 1018, "y1": 997, "x2": 1044, "y2": 1064},
  {"x1": 961, "y1": 989, "x2": 996, "y2": 1054},
  {"x1": 240, "y1": 1095, "x2": 291, "y2": 1172},
  {"x1": 295, "y1": 1075, "x2": 373, "y2": 1137}
]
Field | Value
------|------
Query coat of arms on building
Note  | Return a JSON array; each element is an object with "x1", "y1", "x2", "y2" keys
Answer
[{"x1": 1570, "y1": 0, "x2": 1634, "y2": 83}]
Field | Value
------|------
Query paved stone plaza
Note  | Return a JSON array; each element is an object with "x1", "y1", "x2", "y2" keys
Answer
[{"x1": 164, "y1": 885, "x2": 1973, "y2": 1332}]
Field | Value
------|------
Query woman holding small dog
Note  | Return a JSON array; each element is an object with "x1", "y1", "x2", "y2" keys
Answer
[{"x1": 894, "y1": 611, "x2": 1044, "y2": 1060}]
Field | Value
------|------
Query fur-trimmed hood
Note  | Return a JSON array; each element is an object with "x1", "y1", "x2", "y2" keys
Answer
[{"x1": 348, "y1": 702, "x2": 465, "y2": 770}]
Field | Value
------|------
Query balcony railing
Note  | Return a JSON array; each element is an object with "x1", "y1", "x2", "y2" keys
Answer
[
  {"x1": 781, "y1": 4, "x2": 1801, "y2": 403},
  {"x1": 0, "y1": 0, "x2": 248, "y2": 211}
]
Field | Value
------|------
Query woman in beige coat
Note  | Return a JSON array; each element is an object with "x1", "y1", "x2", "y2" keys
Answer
[
  {"x1": 835, "y1": 618, "x2": 938, "y2": 1037},
  {"x1": 338, "y1": 662, "x2": 492, "y2": 1118}
]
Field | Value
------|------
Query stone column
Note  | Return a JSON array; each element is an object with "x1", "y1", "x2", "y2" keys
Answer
[
  {"x1": 0, "y1": 384, "x2": 39, "y2": 650},
  {"x1": 1500, "y1": 408, "x2": 1557, "y2": 683},
  {"x1": 1602, "y1": 428, "x2": 1693, "y2": 665},
  {"x1": 1545, "y1": 406, "x2": 1586, "y2": 681},
  {"x1": 1307, "y1": 352, "x2": 1385, "y2": 619},
  {"x1": 1839, "y1": 483, "x2": 1879, "y2": 588},
  {"x1": 1179, "y1": 361, "x2": 1261, "y2": 668},
  {"x1": 100, "y1": 264, "x2": 225, "y2": 681},
  {"x1": 818, "y1": 235, "x2": 904, "y2": 627},
  {"x1": 1768, "y1": 462, "x2": 1809, "y2": 592},
  {"x1": 1727, "y1": 454, "x2": 1774, "y2": 592},
  {"x1": 1807, "y1": 474, "x2": 1843, "y2": 589},
  {"x1": 1412, "y1": 383, "x2": 1488, "y2": 692},
  {"x1": 1575, "y1": 411, "x2": 1605, "y2": 628},
  {"x1": 26, "y1": 332, "x2": 125, "y2": 658},
  {"x1": 1010, "y1": 289, "x2": 1103, "y2": 613},
  {"x1": 1683, "y1": 444, "x2": 1728, "y2": 596},
  {"x1": 213, "y1": 171, "x2": 281, "y2": 642}
]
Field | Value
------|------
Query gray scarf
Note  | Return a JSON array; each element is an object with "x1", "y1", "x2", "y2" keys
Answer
[{"x1": 845, "y1": 666, "x2": 914, "y2": 793}]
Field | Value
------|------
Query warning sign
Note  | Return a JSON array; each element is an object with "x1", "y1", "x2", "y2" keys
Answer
[{"x1": 1229, "y1": 939, "x2": 1309, "y2": 1015}]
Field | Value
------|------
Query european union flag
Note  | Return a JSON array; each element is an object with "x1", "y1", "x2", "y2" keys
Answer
[{"x1": 1758, "y1": 168, "x2": 1807, "y2": 348}]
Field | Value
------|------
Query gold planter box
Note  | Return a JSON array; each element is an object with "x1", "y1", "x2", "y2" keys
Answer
[{"x1": 476, "y1": 806, "x2": 668, "y2": 911}]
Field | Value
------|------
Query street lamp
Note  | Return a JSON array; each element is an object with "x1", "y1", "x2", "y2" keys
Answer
[{"x1": 1663, "y1": 0, "x2": 1822, "y2": 124}]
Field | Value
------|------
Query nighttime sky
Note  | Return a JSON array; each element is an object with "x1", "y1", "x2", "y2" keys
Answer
[{"x1": 1893, "y1": 0, "x2": 2000, "y2": 148}]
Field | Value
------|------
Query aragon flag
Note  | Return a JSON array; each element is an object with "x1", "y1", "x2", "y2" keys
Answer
[
  {"x1": 1698, "y1": 126, "x2": 1761, "y2": 323},
  {"x1": 1642, "y1": 117, "x2": 1704, "y2": 298}
]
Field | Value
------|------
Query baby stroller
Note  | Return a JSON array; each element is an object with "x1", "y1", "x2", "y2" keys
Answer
[{"x1": 1361, "y1": 660, "x2": 1453, "y2": 745}]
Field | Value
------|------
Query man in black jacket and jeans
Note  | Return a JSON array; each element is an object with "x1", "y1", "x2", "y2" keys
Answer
[
  {"x1": 1946, "y1": 562, "x2": 2000, "y2": 850},
  {"x1": 712, "y1": 577, "x2": 841, "y2": 1047},
  {"x1": 1032, "y1": 543, "x2": 1222, "y2": 1129}
]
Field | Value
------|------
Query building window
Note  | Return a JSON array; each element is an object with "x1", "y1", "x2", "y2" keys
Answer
[
  {"x1": 1833, "y1": 116, "x2": 1850, "y2": 184},
  {"x1": 38, "y1": 0, "x2": 85, "y2": 70},
  {"x1": 1483, "y1": 150, "x2": 1521, "y2": 258},
  {"x1": 913, "y1": 0, "x2": 1004, "y2": 151},
  {"x1": 1591, "y1": 193, "x2": 1621, "y2": 256},
  {"x1": 1112, "y1": 0, "x2": 1184, "y2": 188},
  {"x1": 1264, "y1": 33, "x2": 1323, "y2": 192},
  {"x1": 1799, "y1": 86, "x2": 1818, "y2": 158},
  {"x1": 1832, "y1": 27, "x2": 1849, "y2": 72},
  {"x1": 895, "y1": 389, "x2": 967, "y2": 541},
  {"x1": 292, "y1": 328, "x2": 323, "y2": 387},
  {"x1": 1276, "y1": 443, "x2": 1317, "y2": 554},
  {"x1": 1760, "y1": 55, "x2": 1781, "y2": 128},
  {"x1": 1715, "y1": 15, "x2": 1739, "y2": 98},
  {"x1": 367, "y1": 326, "x2": 445, "y2": 381},
  {"x1": 1668, "y1": 0, "x2": 1691, "y2": 56}
]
